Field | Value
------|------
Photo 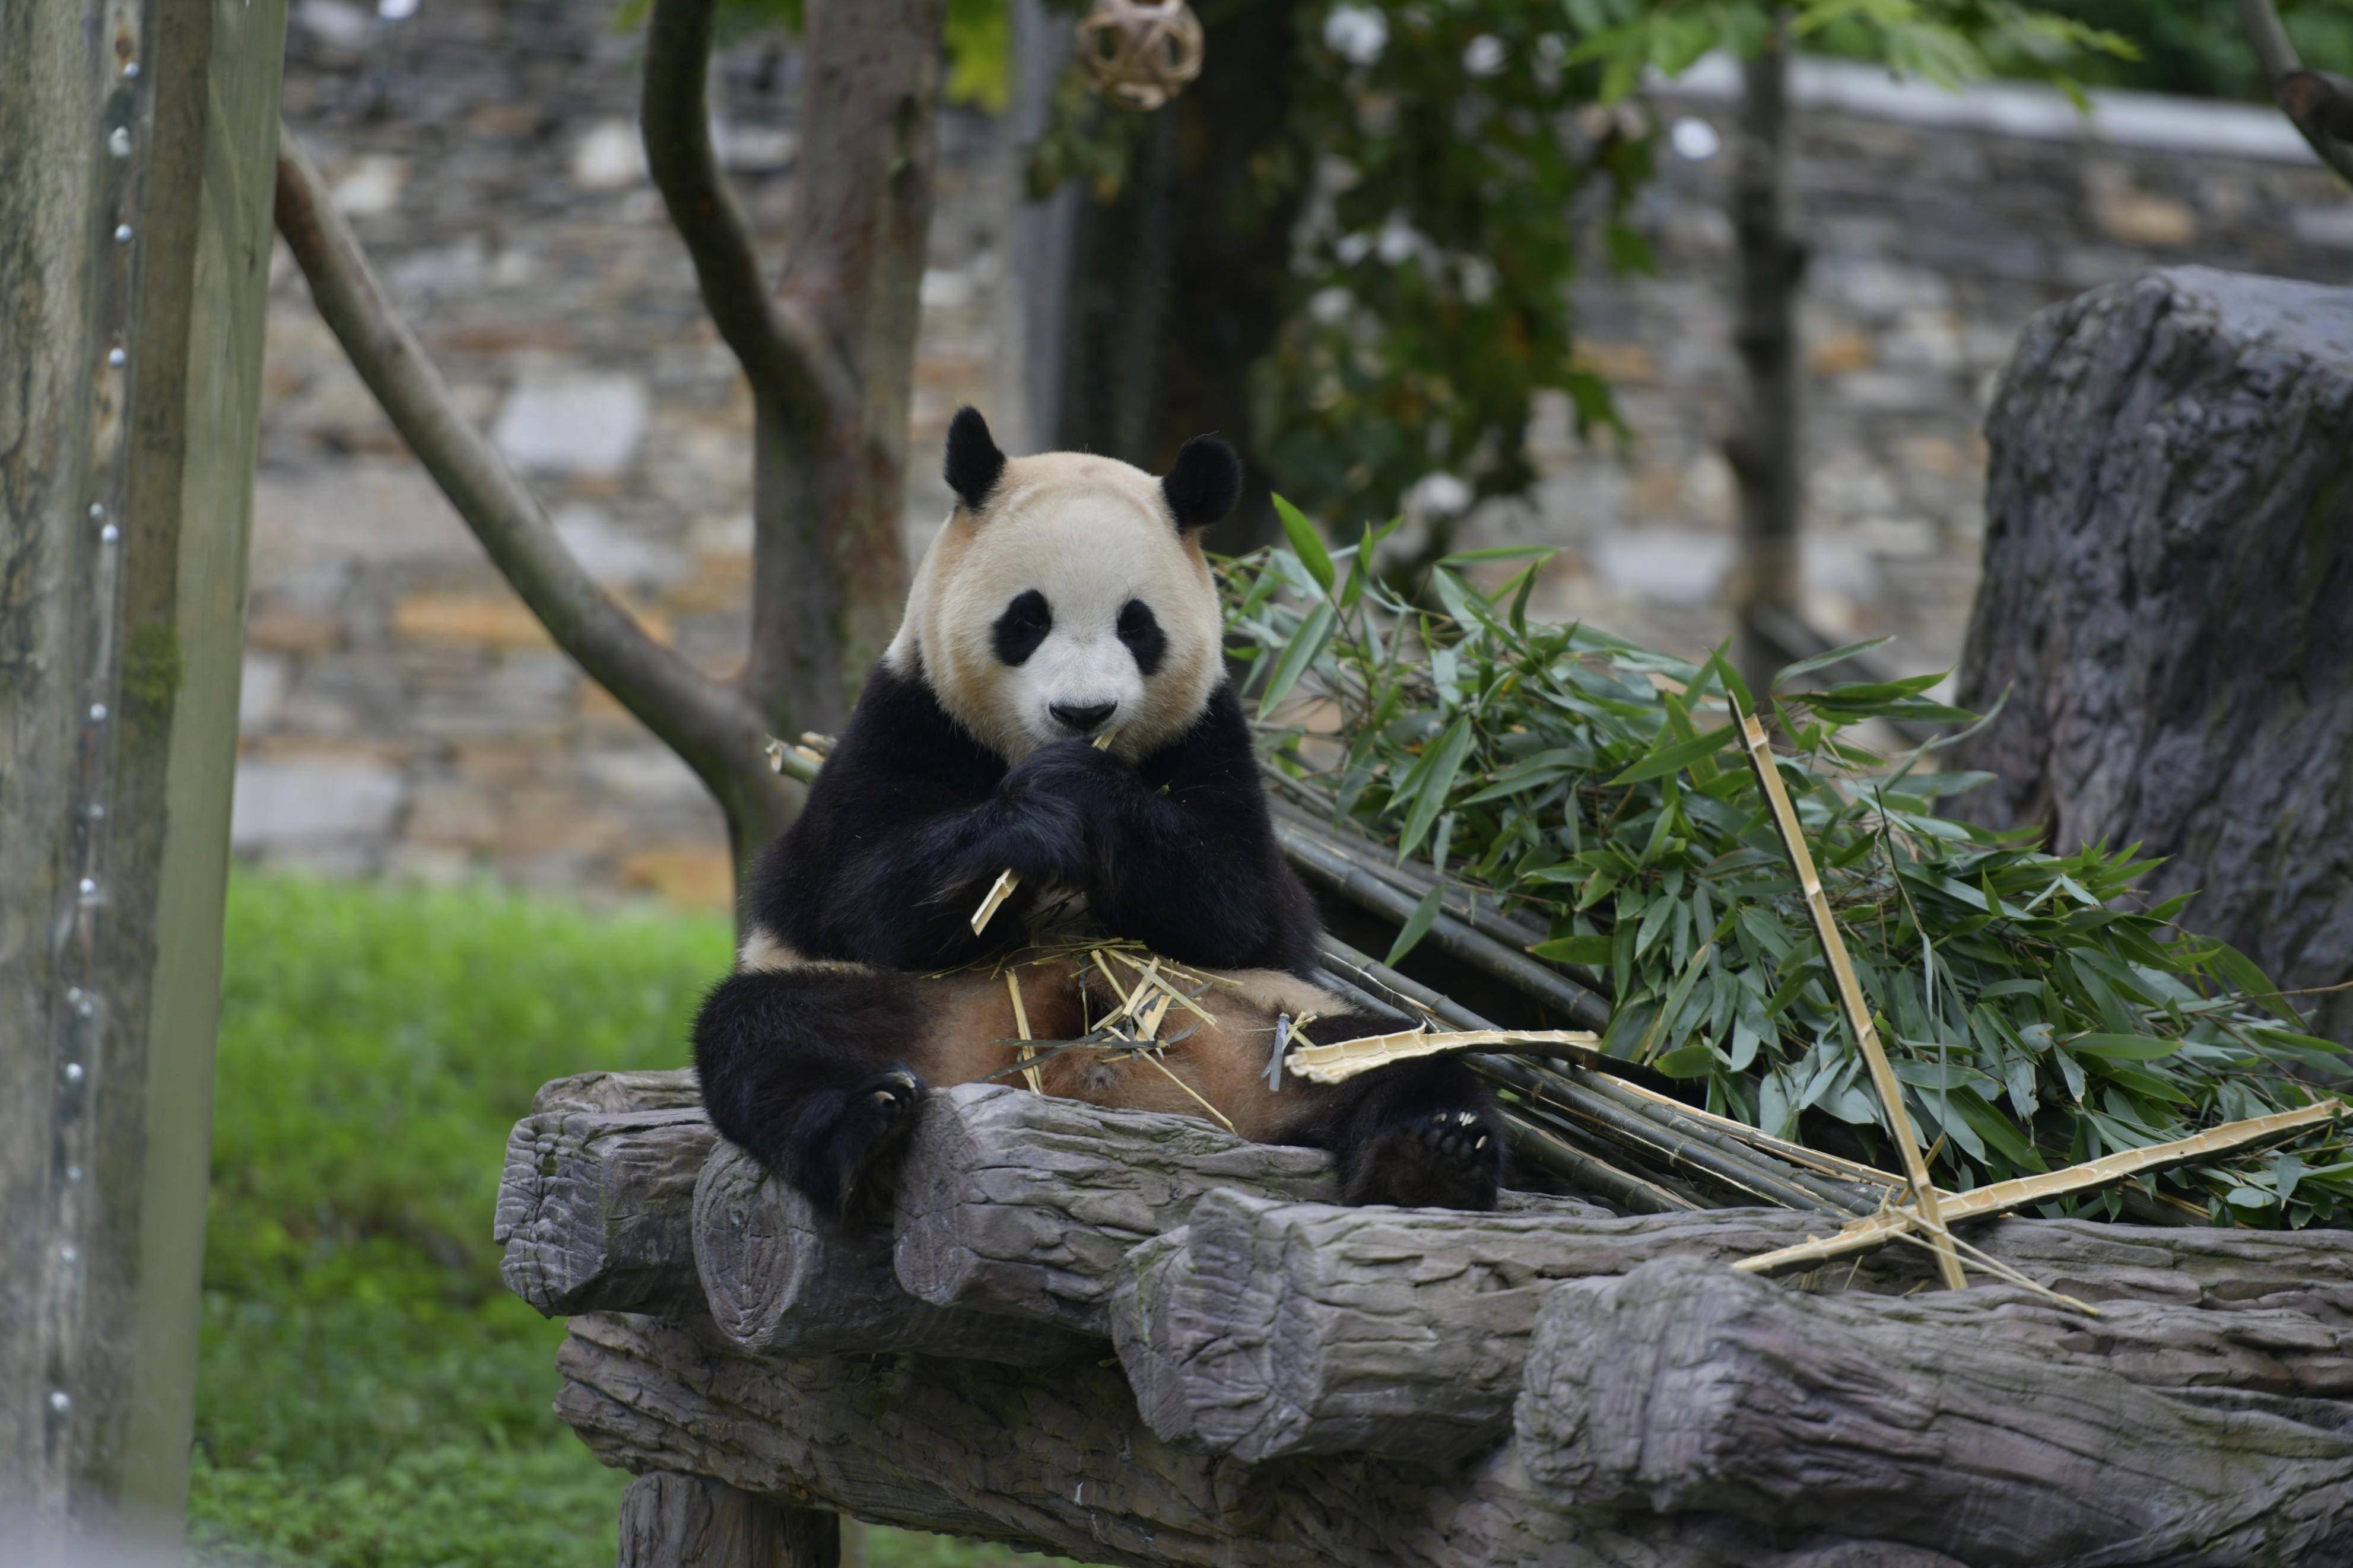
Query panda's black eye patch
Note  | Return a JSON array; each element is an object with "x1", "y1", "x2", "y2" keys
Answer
[
  {"x1": 1116, "y1": 599, "x2": 1165, "y2": 676},
  {"x1": 992, "y1": 590, "x2": 1052, "y2": 667}
]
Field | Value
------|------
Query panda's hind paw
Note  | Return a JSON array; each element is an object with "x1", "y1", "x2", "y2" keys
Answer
[
  {"x1": 1341, "y1": 1105, "x2": 1504, "y2": 1211},
  {"x1": 801, "y1": 1067, "x2": 926, "y2": 1219}
]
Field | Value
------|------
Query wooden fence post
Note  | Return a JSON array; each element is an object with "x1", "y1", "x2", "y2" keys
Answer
[{"x1": 0, "y1": 0, "x2": 287, "y2": 1545}]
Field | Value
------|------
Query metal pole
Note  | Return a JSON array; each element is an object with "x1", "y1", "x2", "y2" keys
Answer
[{"x1": 0, "y1": 0, "x2": 288, "y2": 1547}]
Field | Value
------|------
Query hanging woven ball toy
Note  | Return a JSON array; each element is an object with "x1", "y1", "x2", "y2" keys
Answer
[{"x1": 1074, "y1": 0, "x2": 1205, "y2": 112}]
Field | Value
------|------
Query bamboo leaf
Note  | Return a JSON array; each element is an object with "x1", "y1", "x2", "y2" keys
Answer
[
  {"x1": 1609, "y1": 723, "x2": 1738, "y2": 785},
  {"x1": 1272, "y1": 494, "x2": 1335, "y2": 595},
  {"x1": 1385, "y1": 884, "x2": 1446, "y2": 966},
  {"x1": 1255, "y1": 599, "x2": 1335, "y2": 713}
]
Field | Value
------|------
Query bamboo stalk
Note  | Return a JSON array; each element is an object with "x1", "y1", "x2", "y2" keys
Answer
[
  {"x1": 1735, "y1": 1099, "x2": 2347, "y2": 1276},
  {"x1": 1568, "y1": 1069, "x2": 1885, "y2": 1213},
  {"x1": 1517, "y1": 1072, "x2": 1854, "y2": 1214},
  {"x1": 1596, "y1": 1073, "x2": 1911, "y2": 1197},
  {"x1": 1314, "y1": 937, "x2": 1847, "y2": 1213},
  {"x1": 1005, "y1": 970, "x2": 1043, "y2": 1093},
  {"x1": 1732, "y1": 696, "x2": 1967, "y2": 1290},
  {"x1": 1502, "y1": 1117, "x2": 1699, "y2": 1215},
  {"x1": 1263, "y1": 790, "x2": 1568, "y2": 965},
  {"x1": 1279, "y1": 825, "x2": 1613, "y2": 1031}
]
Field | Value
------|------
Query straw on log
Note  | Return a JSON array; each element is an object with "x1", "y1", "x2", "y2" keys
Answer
[{"x1": 1518, "y1": 1257, "x2": 2353, "y2": 1566}]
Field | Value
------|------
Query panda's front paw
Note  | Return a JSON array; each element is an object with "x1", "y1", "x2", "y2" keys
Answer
[
  {"x1": 1339, "y1": 1105, "x2": 1504, "y2": 1211},
  {"x1": 796, "y1": 1067, "x2": 926, "y2": 1219},
  {"x1": 1004, "y1": 737, "x2": 1135, "y2": 814}
]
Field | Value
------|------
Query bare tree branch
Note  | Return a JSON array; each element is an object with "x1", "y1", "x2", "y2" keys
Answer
[
  {"x1": 640, "y1": 0, "x2": 860, "y2": 424},
  {"x1": 273, "y1": 129, "x2": 795, "y2": 861},
  {"x1": 2240, "y1": 0, "x2": 2353, "y2": 189}
]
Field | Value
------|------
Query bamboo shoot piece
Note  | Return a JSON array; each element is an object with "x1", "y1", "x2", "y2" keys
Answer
[{"x1": 1285, "y1": 1028, "x2": 1601, "y2": 1084}]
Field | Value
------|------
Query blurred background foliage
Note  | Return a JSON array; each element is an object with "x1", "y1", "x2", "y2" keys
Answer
[
  {"x1": 189, "y1": 876, "x2": 1086, "y2": 1568},
  {"x1": 671, "y1": 0, "x2": 2351, "y2": 551}
]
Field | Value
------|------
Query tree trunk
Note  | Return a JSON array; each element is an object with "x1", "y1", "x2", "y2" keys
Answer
[
  {"x1": 1725, "y1": 26, "x2": 1806, "y2": 699},
  {"x1": 0, "y1": 0, "x2": 284, "y2": 1540},
  {"x1": 1951, "y1": 267, "x2": 2353, "y2": 1041},
  {"x1": 1041, "y1": 0, "x2": 1305, "y2": 556},
  {"x1": 745, "y1": 0, "x2": 944, "y2": 740}
]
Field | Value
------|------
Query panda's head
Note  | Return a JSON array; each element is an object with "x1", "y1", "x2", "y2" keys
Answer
[{"x1": 884, "y1": 408, "x2": 1243, "y2": 764}]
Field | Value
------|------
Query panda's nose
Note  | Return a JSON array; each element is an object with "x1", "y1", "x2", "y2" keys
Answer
[{"x1": 1050, "y1": 700, "x2": 1117, "y2": 736}]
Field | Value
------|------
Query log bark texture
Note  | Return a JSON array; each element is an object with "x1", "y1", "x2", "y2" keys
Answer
[
  {"x1": 1110, "y1": 1187, "x2": 2353, "y2": 1466},
  {"x1": 496, "y1": 1106, "x2": 716, "y2": 1318},
  {"x1": 496, "y1": 1077, "x2": 2353, "y2": 1566},
  {"x1": 1954, "y1": 266, "x2": 2353, "y2": 1040},
  {"x1": 618, "y1": 1471, "x2": 839, "y2": 1568},
  {"x1": 556, "y1": 1308, "x2": 1979, "y2": 1568},
  {"x1": 693, "y1": 1143, "x2": 1090, "y2": 1363},
  {"x1": 890, "y1": 1084, "x2": 1338, "y2": 1334},
  {"x1": 534, "y1": 1067, "x2": 702, "y2": 1117},
  {"x1": 1518, "y1": 1257, "x2": 2353, "y2": 1567}
]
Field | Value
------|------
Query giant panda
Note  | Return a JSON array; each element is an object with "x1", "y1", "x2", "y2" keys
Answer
[{"x1": 693, "y1": 408, "x2": 1507, "y2": 1217}]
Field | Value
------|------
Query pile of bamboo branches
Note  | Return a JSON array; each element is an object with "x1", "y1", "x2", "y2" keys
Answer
[{"x1": 770, "y1": 731, "x2": 2334, "y2": 1283}]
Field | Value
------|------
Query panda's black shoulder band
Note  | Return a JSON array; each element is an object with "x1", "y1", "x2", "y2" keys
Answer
[
  {"x1": 1162, "y1": 434, "x2": 1243, "y2": 531},
  {"x1": 944, "y1": 406, "x2": 1006, "y2": 512}
]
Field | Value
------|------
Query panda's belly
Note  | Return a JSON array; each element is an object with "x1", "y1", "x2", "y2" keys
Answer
[{"x1": 910, "y1": 951, "x2": 1354, "y2": 1142}]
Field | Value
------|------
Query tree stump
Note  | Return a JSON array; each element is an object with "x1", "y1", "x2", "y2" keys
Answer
[
  {"x1": 1953, "y1": 266, "x2": 2353, "y2": 1039},
  {"x1": 618, "y1": 1472, "x2": 839, "y2": 1568}
]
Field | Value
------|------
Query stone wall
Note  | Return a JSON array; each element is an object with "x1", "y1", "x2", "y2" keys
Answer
[{"x1": 240, "y1": 2, "x2": 2353, "y2": 907}]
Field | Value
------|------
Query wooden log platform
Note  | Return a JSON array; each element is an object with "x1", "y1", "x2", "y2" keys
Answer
[{"x1": 498, "y1": 1068, "x2": 2353, "y2": 1566}]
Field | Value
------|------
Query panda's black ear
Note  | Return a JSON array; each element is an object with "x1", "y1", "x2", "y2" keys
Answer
[
  {"x1": 945, "y1": 406, "x2": 1006, "y2": 513},
  {"x1": 1161, "y1": 435, "x2": 1243, "y2": 532}
]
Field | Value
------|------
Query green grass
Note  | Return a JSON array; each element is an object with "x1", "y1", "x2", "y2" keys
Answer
[{"x1": 192, "y1": 873, "x2": 1083, "y2": 1568}]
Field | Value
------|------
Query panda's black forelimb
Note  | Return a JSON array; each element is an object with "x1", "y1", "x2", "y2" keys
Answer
[
  {"x1": 693, "y1": 967, "x2": 931, "y2": 1218},
  {"x1": 749, "y1": 665, "x2": 1096, "y2": 971},
  {"x1": 1044, "y1": 683, "x2": 1327, "y2": 974}
]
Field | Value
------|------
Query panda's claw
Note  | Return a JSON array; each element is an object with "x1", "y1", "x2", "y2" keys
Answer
[{"x1": 1340, "y1": 1102, "x2": 1506, "y2": 1210}]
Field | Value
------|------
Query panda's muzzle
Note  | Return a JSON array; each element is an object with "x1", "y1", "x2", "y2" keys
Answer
[{"x1": 1049, "y1": 700, "x2": 1119, "y2": 736}]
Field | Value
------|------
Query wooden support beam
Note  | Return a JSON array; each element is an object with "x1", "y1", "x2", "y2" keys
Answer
[
  {"x1": 1, "y1": 0, "x2": 287, "y2": 1535},
  {"x1": 618, "y1": 1472, "x2": 839, "y2": 1568}
]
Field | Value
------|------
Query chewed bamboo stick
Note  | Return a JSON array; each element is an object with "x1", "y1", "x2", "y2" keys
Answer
[
  {"x1": 1733, "y1": 695, "x2": 1968, "y2": 1291},
  {"x1": 971, "y1": 730, "x2": 1117, "y2": 936},
  {"x1": 1735, "y1": 1098, "x2": 2347, "y2": 1276},
  {"x1": 1285, "y1": 1027, "x2": 1602, "y2": 1083}
]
